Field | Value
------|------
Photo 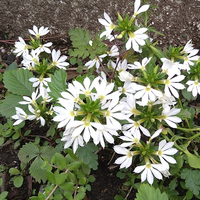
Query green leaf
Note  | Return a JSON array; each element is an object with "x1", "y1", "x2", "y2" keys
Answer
[
  {"x1": 9, "y1": 168, "x2": 21, "y2": 175},
  {"x1": 74, "y1": 192, "x2": 86, "y2": 200},
  {"x1": 13, "y1": 175, "x2": 23, "y2": 188},
  {"x1": 29, "y1": 156, "x2": 47, "y2": 183},
  {"x1": 76, "y1": 142, "x2": 98, "y2": 170},
  {"x1": 181, "y1": 168, "x2": 200, "y2": 196},
  {"x1": 18, "y1": 143, "x2": 57, "y2": 183},
  {"x1": 0, "y1": 191, "x2": 8, "y2": 200},
  {"x1": 0, "y1": 137, "x2": 4, "y2": 146},
  {"x1": 68, "y1": 161, "x2": 82, "y2": 171},
  {"x1": 6, "y1": 61, "x2": 18, "y2": 70},
  {"x1": 40, "y1": 146, "x2": 58, "y2": 162},
  {"x1": 176, "y1": 108, "x2": 191, "y2": 119},
  {"x1": 185, "y1": 149, "x2": 200, "y2": 169},
  {"x1": 0, "y1": 93, "x2": 25, "y2": 118},
  {"x1": 51, "y1": 153, "x2": 67, "y2": 170},
  {"x1": 69, "y1": 28, "x2": 91, "y2": 48},
  {"x1": 182, "y1": 88, "x2": 197, "y2": 101},
  {"x1": 48, "y1": 69, "x2": 67, "y2": 100},
  {"x1": 3, "y1": 69, "x2": 34, "y2": 96},
  {"x1": 18, "y1": 143, "x2": 40, "y2": 164},
  {"x1": 46, "y1": 171, "x2": 56, "y2": 184},
  {"x1": 55, "y1": 172, "x2": 68, "y2": 186},
  {"x1": 60, "y1": 182, "x2": 75, "y2": 191},
  {"x1": 135, "y1": 183, "x2": 169, "y2": 200}
]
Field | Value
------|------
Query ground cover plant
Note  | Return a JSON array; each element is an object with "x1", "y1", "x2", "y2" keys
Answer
[{"x1": 0, "y1": 0, "x2": 200, "y2": 199}]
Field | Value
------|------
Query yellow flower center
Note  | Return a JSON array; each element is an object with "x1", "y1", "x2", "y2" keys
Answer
[
  {"x1": 157, "y1": 150, "x2": 163, "y2": 156},
  {"x1": 105, "y1": 110, "x2": 111, "y2": 117},
  {"x1": 165, "y1": 79, "x2": 170, "y2": 85},
  {"x1": 129, "y1": 32, "x2": 135, "y2": 39},
  {"x1": 127, "y1": 151, "x2": 134, "y2": 158},
  {"x1": 146, "y1": 163, "x2": 152, "y2": 169},
  {"x1": 133, "y1": 121, "x2": 140, "y2": 127}
]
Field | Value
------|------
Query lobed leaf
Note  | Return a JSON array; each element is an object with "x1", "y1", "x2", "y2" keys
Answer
[
  {"x1": 135, "y1": 183, "x2": 169, "y2": 200},
  {"x1": 181, "y1": 168, "x2": 200, "y2": 196}
]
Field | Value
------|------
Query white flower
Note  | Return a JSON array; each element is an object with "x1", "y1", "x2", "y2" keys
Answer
[
  {"x1": 60, "y1": 85, "x2": 80, "y2": 104},
  {"x1": 126, "y1": 28, "x2": 148, "y2": 52},
  {"x1": 12, "y1": 107, "x2": 35, "y2": 125},
  {"x1": 13, "y1": 37, "x2": 29, "y2": 57},
  {"x1": 182, "y1": 39, "x2": 197, "y2": 54},
  {"x1": 40, "y1": 87, "x2": 52, "y2": 103},
  {"x1": 28, "y1": 105, "x2": 45, "y2": 126},
  {"x1": 85, "y1": 54, "x2": 106, "y2": 69},
  {"x1": 161, "y1": 106, "x2": 182, "y2": 128},
  {"x1": 29, "y1": 76, "x2": 51, "y2": 90},
  {"x1": 128, "y1": 57, "x2": 151, "y2": 71},
  {"x1": 118, "y1": 82, "x2": 136, "y2": 96},
  {"x1": 134, "y1": 84, "x2": 163, "y2": 105},
  {"x1": 186, "y1": 79, "x2": 200, "y2": 97},
  {"x1": 116, "y1": 59, "x2": 129, "y2": 73},
  {"x1": 119, "y1": 71, "x2": 134, "y2": 82},
  {"x1": 70, "y1": 120, "x2": 104, "y2": 143},
  {"x1": 120, "y1": 94, "x2": 140, "y2": 117},
  {"x1": 35, "y1": 42, "x2": 52, "y2": 54},
  {"x1": 98, "y1": 12, "x2": 116, "y2": 38},
  {"x1": 94, "y1": 78, "x2": 117, "y2": 103},
  {"x1": 161, "y1": 58, "x2": 181, "y2": 78},
  {"x1": 28, "y1": 25, "x2": 50, "y2": 38},
  {"x1": 107, "y1": 45, "x2": 119, "y2": 57},
  {"x1": 61, "y1": 130, "x2": 84, "y2": 153},
  {"x1": 134, "y1": 163, "x2": 163, "y2": 185},
  {"x1": 123, "y1": 119, "x2": 150, "y2": 137},
  {"x1": 114, "y1": 145, "x2": 134, "y2": 168},
  {"x1": 150, "y1": 129, "x2": 162, "y2": 140},
  {"x1": 181, "y1": 50, "x2": 199, "y2": 71},
  {"x1": 22, "y1": 50, "x2": 40, "y2": 67},
  {"x1": 102, "y1": 97, "x2": 126, "y2": 130},
  {"x1": 19, "y1": 89, "x2": 40, "y2": 106},
  {"x1": 119, "y1": 130, "x2": 141, "y2": 148},
  {"x1": 52, "y1": 49, "x2": 69, "y2": 69},
  {"x1": 153, "y1": 93, "x2": 176, "y2": 108},
  {"x1": 133, "y1": 0, "x2": 150, "y2": 18},
  {"x1": 53, "y1": 101, "x2": 75, "y2": 129},
  {"x1": 164, "y1": 75, "x2": 185, "y2": 98},
  {"x1": 72, "y1": 77, "x2": 99, "y2": 97},
  {"x1": 93, "y1": 125, "x2": 118, "y2": 148},
  {"x1": 156, "y1": 139, "x2": 178, "y2": 169}
]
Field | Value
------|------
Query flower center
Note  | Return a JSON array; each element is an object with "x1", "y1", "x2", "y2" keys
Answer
[
  {"x1": 129, "y1": 32, "x2": 135, "y2": 39},
  {"x1": 157, "y1": 150, "x2": 163, "y2": 156},
  {"x1": 146, "y1": 163, "x2": 152, "y2": 169},
  {"x1": 165, "y1": 79, "x2": 170, "y2": 85}
]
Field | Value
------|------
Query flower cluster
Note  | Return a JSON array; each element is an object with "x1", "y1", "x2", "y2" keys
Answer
[
  {"x1": 10, "y1": 0, "x2": 200, "y2": 187},
  {"x1": 52, "y1": 75, "x2": 125, "y2": 152}
]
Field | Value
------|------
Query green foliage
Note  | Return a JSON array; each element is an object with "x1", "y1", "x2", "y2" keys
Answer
[
  {"x1": 48, "y1": 69, "x2": 67, "y2": 100},
  {"x1": 31, "y1": 151, "x2": 94, "y2": 200},
  {"x1": 181, "y1": 168, "x2": 200, "y2": 196},
  {"x1": 3, "y1": 68, "x2": 34, "y2": 96},
  {"x1": 184, "y1": 149, "x2": 200, "y2": 169},
  {"x1": 0, "y1": 93, "x2": 25, "y2": 118},
  {"x1": 135, "y1": 183, "x2": 169, "y2": 200},
  {"x1": 6, "y1": 61, "x2": 19, "y2": 70},
  {"x1": 18, "y1": 143, "x2": 57, "y2": 183},
  {"x1": 0, "y1": 191, "x2": 8, "y2": 200},
  {"x1": 76, "y1": 142, "x2": 98, "y2": 170},
  {"x1": 68, "y1": 28, "x2": 107, "y2": 60}
]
